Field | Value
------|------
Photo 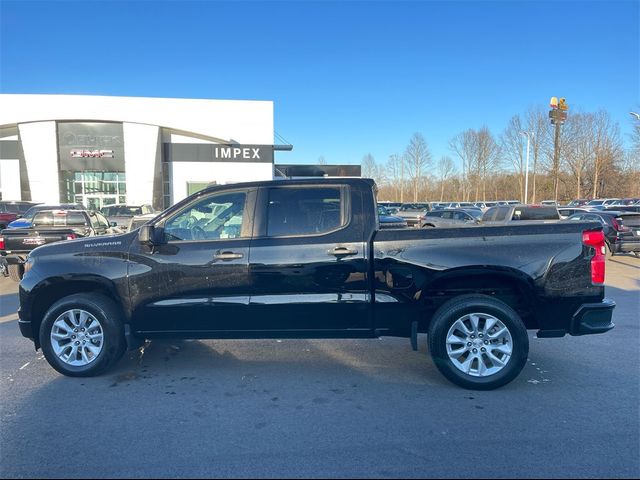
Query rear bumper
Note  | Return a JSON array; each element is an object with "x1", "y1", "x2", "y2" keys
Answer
[
  {"x1": 614, "y1": 240, "x2": 640, "y2": 253},
  {"x1": 569, "y1": 298, "x2": 616, "y2": 336}
]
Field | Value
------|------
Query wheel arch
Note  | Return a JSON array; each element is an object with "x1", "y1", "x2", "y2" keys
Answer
[{"x1": 28, "y1": 276, "x2": 126, "y2": 349}]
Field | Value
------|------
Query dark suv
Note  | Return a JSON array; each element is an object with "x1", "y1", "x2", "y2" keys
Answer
[{"x1": 566, "y1": 211, "x2": 640, "y2": 257}]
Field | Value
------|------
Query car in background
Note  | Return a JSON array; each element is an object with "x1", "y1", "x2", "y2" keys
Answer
[
  {"x1": 101, "y1": 204, "x2": 155, "y2": 232},
  {"x1": 376, "y1": 205, "x2": 408, "y2": 229},
  {"x1": 558, "y1": 207, "x2": 590, "y2": 219},
  {"x1": 395, "y1": 203, "x2": 431, "y2": 227},
  {"x1": 126, "y1": 213, "x2": 159, "y2": 232},
  {"x1": 603, "y1": 205, "x2": 640, "y2": 213},
  {"x1": 421, "y1": 208, "x2": 482, "y2": 228},
  {"x1": 481, "y1": 204, "x2": 560, "y2": 224},
  {"x1": 610, "y1": 198, "x2": 640, "y2": 206},
  {"x1": 565, "y1": 210, "x2": 640, "y2": 257},
  {"x1": 586, "y1": 198, "x2": 620, "y2": 207},
  {"x1": 567, "y1": 199, "x2": 590, "y2": 207},
  {"x1": 473, "y1": 201, "x2": 496, "y2": 210},
  {"x1": 0, "y1": 201, "x2": 41, "y2": 229},
  {"x1": 541, "y1": 200, "x2": 559, "y2": 206},
  {"x1": 1, "y1": 209, "x2": 116, "y2": 281},
  {"x1": 6, "y1": 203, "x2": 84, "y2": 229}
]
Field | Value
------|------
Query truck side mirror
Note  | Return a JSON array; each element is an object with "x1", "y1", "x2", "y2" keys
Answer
[{"x1": 139, "y1": 225, "x2": 163, "y2": 245}]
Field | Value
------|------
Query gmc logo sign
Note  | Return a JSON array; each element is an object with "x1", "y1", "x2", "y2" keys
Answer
[{"x1": 70, "y1": 149, "x2": 114, "y2": 158}]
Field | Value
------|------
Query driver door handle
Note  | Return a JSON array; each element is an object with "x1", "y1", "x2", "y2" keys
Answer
[
  {"x1": 328, "y1": 246, "x2": 358, "y2": 257},
  {"x1": 214, "y1": 251, "x2": 244, "y2": 261}
]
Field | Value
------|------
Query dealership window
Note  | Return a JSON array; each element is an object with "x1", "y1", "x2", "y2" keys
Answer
[{"x1": 60, "y1": 171, "x2": 126, "y2": 210}]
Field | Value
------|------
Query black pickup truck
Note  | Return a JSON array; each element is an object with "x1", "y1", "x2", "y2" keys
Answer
[
  {"x1": 1, "y1": 209, "x2": 113, "y2": 281},
  {"x1": 17, "y1": 179, "x2": 615, "y2": 390}
]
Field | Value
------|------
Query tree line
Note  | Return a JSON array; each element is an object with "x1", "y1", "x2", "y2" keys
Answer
[{"x1": 361, "y1": 106, "x2": 640, "y2": 203}]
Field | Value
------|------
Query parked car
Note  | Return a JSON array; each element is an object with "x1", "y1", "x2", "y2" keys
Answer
[
  {"x1": 586, "y1": 198, "x2": 620, "y2": 207},
  {"x1": 101, "y1": 204, "x2": 156, "y2": 232},
  {"x1": 17, "y1": 178, "x2": 614, "y2": 390},
  {"x1": 481, "y1": 205, "x2": 560, "y2": 224},
  {"x1": 421, "y1": 208, "x2": 482, "y2": 227},
  {"x1": 0, "y1": 209, "x2": 114, "y2": 281},
  {"x1": 558, "y1": 207, "x2": 590, "y2": 219},
  {"x1": 541, "y1": 200, "x2": 559, "y2": 206},
  {"x1": 377, "y1": 205, "x2": 408, "y2": 229},
  {"x1": 567, "y1": 199, "x2": 590, "y2": 207},
  {"x1": 565, "y1": 211, "x2": 640, "y2": 257},
  {"x1": 395, "y1": 203, "x2": 431, "y2": 227},
  {"x1": 610, "y1": 198, "x2": 640, "y2": 206},
  {"x1": 6, "y1": 203, "x2": 84, "y2": 229},
  {"x1": 0, "y1": 201, "x2": 40, "y2": 229},
  {"x1": 126, "y1": 213, "x2": 159, "y2": 232},
  {"x1": 603, "y1": 205, "x2": 640, "y2": 213}
]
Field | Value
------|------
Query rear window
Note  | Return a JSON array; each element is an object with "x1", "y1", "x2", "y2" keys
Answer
[
  {"x1": 103, "y1": 206, "x2": 143, "y2": 216},
  {"x1": 511, "y1": 207, "x2": 559, "y2": 221},
  {"x1": 33, "y1": 211, "x2": 88, "y2": 227},
  {"x1": 267, "y1": 187, "x2": 344, "y2": 237},
  {"x1": 620, "y1": 214, "x2": 640, "y2": 227}
]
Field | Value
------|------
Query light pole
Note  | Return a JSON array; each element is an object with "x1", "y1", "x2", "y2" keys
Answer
[
  {"x1": 630, "y1": 112, "x2": 640, "y2": 121},
  {"x1": 520, "y1": 131, "x2": 533, "y2": 204}
]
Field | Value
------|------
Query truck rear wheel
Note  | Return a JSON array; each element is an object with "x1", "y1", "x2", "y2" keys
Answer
[
  {"x1": 428, "y1": 294, "x2": 529, "y2": 390},
  {"x1": 39, "y1": 293, "x2": 126, "y2": 377},
  {"x1": 8, "y1": 264, "x2": 24, "y2": 282}
]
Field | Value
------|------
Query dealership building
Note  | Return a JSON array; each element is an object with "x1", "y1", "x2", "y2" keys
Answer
[{"x1": 0, "y1": 94, "x2": 285, "y2": 210}]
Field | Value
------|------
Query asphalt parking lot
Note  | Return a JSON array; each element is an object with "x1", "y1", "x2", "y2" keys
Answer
[{"x1": 0, "y1": 256, "x2": 639, "y2": 479}]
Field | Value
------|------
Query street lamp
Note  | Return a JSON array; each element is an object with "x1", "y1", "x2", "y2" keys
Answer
[
  {"x1": 630, "y1": 112, "x2": 640, "y2": 121},
  {"x1": 520, "y1": 131, "x2": 533, "y2": 204}
]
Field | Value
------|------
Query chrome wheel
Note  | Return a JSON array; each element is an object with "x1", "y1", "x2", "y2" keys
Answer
[
  {"x1": 446, "y1": 312, "x2": 513, "y2": 377},
  {"x1": 50, "y1": 309, "x2": 104, "y2": 366}
]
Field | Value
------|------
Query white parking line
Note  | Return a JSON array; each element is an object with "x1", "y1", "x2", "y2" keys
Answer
[{"x1": 19, "y1": 362, "x2": 30, "y2": 370}]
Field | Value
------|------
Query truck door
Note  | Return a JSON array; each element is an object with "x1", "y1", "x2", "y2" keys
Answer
[
  {"x1": 128, "y1": 188, "x2": 256, "y2": 334},
  {"x1": 247, "y1": 183, "x2": 372, "y2": 336}
]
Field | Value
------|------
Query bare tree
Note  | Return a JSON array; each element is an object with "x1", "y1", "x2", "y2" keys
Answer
[
  {"x1": 436, "y1": 156, "x2": 456, "y2": 201},
  {"x1": 449, "y1": 129, "x2": 477, "y2": 201},
  {"x1": 317, "y1": 156, "x2": 327, "y2": 165},
  {"x1": 591, "y1": 110, "x2": 622, "y2": 198},
  {"x1": 385, "y1": 153, "x2": 405, "y2": 202},
  {"x1": 475, "y1": 126, "x2": 501, "y2": 201},
  {"x1": 361, "y1": 153, "x2": 376, "y2": 179},
  {"x1": 525, "y1": 107, "x2": 548, "y2": 203},
  {"x1": 501, "y1": 115, "x2": 527, "y2": 202},
  {"x1": 404, "y1": 133, "x2": 432, "y2": 202},
  {"x1": 563, "y1": 113, "x2": 594, "y2": 199}
]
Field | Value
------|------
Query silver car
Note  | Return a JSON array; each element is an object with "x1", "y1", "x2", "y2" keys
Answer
[{"x1": 421, "y1": 209, "x2": 482, "y2": 228}]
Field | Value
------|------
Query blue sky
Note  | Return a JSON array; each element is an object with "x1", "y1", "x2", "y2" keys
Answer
[{"x1": 1, "y1": 0, "x2": 638, "y2": 169}]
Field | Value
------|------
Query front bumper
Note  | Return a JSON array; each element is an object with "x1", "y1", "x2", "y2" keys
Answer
[{"x1": 569, "y1": 298, "x2": 616, "y2": 336}]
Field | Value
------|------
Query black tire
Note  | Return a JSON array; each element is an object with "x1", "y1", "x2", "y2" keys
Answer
[
  {"x1": 39, "y1": 293, "x2": 126, "y2": 377},
  {"x1": 8, "y1": 264, "x2": 23, "y2": 282},
  {"x1": 428, "y1": 294, "x2": 529, "y2": 390}
]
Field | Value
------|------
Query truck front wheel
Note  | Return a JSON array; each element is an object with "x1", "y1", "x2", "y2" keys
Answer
[
  {"x1": 428, "y1": 294, "x2": 529, "y2": 390},
  {"x1": 39, "y1": 293, "x2": 126, "y2": 377}
]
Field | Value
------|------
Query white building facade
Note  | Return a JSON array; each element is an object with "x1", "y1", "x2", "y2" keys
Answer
[{"x1": 0, "y1": 94, "x2": 275, "y2": 209}]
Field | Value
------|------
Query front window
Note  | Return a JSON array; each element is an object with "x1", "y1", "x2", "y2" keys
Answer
[{"x1": 164, "y1": 191, "x2": 246, "y2": 241}]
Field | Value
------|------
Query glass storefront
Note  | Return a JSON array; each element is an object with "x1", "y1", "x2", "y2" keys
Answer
[{"x1": 61, "y1": 171, "x2": 126, "y2": 209}]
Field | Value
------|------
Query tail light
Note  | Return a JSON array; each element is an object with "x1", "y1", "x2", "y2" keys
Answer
[
  {"x1": 65, "y1": 233, "x2": 77, "y2": 241},
  {"x1": 0, "y1": 236, "x2": 4, "y2": 250},
  {"x1": 611, "y1": 217, "x2": 630, "y2": 232},
  {"x1": 582, "y1": 229, "x2": 605, "y2": 285}
]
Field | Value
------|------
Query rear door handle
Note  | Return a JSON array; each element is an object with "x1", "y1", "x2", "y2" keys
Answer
[
  {"x1": 214, "y1": 251, "x2": 244, "y2": 261},
  {"x1": 328, "y1": 246, "x2": 358, "y2": 257}
]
